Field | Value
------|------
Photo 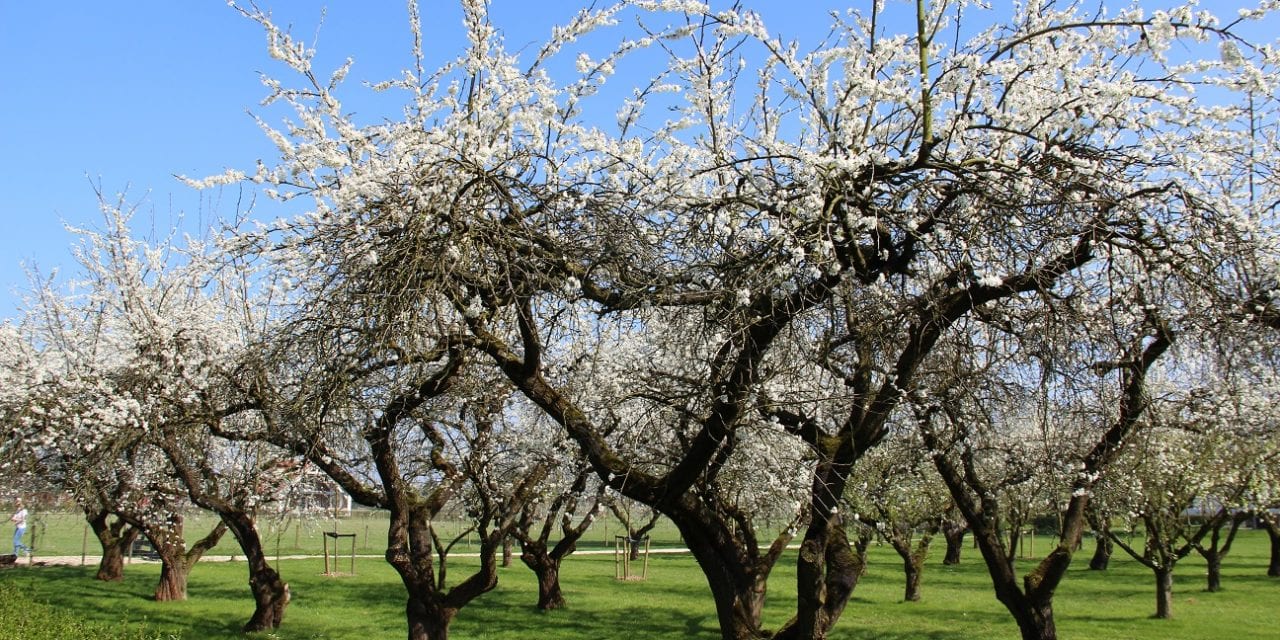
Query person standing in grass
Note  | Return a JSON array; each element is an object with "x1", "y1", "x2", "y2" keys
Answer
[{"x1": 9, "y1": 498, "x2": 30, "y2": 555}]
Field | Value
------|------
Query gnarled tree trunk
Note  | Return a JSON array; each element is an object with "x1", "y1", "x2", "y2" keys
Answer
[
  {"x1": 85, "y1": 510, "x2": 138, "y2": 582},
  {"x1": 977, "y1": 526, "x2": 1067, "y2": 640},
  {"x1": 895, "y1": 539, "x2": 929, "y2": 602},
  {"x1": 1009, "y1": 595, "x2": 1057, "y2": 640},
  {"x1": 153, "y1": 551, "x2": 190, "y2": 602},
  {"x1": 534, "y1": 561, "x2": 565, "y2": 610},
  {"x1": 772, "y1": 458, "x2": 863, "y2": 640},
  {"x1": 519, "y1": 543, "x2": 567, "y2": 610},
  {"x1": 148, "y1": 518, "x2": 227, "y2": 602},
  {"x1": 220, "y1": 511, "x2": 291, "y2": 631},
  {"x1": 676, "y1": 519, "x2": 773, "y2": 640},
  {"x1": 406, "y1": 596, "x2": 456, "y2": 640}
]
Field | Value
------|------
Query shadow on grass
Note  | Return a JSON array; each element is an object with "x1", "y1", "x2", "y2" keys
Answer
[
  {"x1": 1, "y1": 565, "x2": 246, "y2": 638},
  {"x1": 5, "y1": 547, "x2": 1275, "y2": 640},
  {"x1": 1216, "y1": 573, "x2": 1280, "y2": 587},
  {"x1": 452, "y1": 562, "x2": 722, "y2": 639},
  {"x1": 838, "y1": 630, "x2": 1003, "y2": 640}
]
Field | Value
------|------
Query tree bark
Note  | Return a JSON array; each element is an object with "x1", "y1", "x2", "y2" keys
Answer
[
  {"x1": 1010, "y1": 597, "x2": 1058, "y2": 640},
  {"x1": 677, "y1": 522, "x2": 770, "y2": 640},
  {"x1": 519, "y1": 544, "x2": 567, "y2": 610},
  {"x1": 774, "y1": 527, "x2": 861, "y2": 640},
  {"x1": 770, "y1": 452, "x2": 862, "y2": 640},
  {"x1": 1204, "y1": 555, "x2": 1222, "y2": 593},
  {"x1": 382, "y1": 487, "x2": 526, "y2": 640},
  {"x1": 148, "y1": 518, "x2": 227, "y2": 602},
  {"x1": 96, "y1": 534, "x2": 133, "y2": 582},
  {"x1": 1088, "y1": 532, "x2": 1112, "y2": 571},
  {"x1": 85, "y1": 510, "x2": 138, "y2": 582},
  {"x1": 153, "y1": 555, "x2": 190, "y2": 602},
  {"x1": 1154, "y1": 566, "x2": 1174, "y2": 619},
  {"x1": 942, "y1": 523, "x2": 966, "y2": 565},
  {"x1": 972, "y1": 524, "x2": 1062, "y2": 640},
  {"x1": 903, "y1": 554, "x2": 924, "y2": 602},
  {"x1": 534, "y1": 562, "x2": 565, "y2": 611},
  {"x1": 1265, "y1": 517, "x2": 1280, "y2": 578},
  {"x1": 245, "y1": 564, "x2": 290, "y2": 631},
  {"x1": 406, "y1": 597, "x2": 455, "y2": 640},
  {"x1": 221, "y1": 511, "x2": 291, "y2": 632}
]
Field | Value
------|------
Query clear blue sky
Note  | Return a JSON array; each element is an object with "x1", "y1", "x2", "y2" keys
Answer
[
  {"x1": 0, "y1": 1, "x2": 1260, "y2": 321},
  {"x1": 0, "y1": 1, "x2": 480, "y2": 320}
]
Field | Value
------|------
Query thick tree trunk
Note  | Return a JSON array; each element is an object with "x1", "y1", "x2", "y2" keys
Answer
[
  {"x1": 86, "y1": 514, "x2": 138, "y2": 582},
  {"x1": 520, "y1": 546, "x2": 567, "y2": 611},
  {"x1": 1088, "y1": 533, "x2": 1112, "y2": 571},
  {"x1": 942, "y1": 525, "x2": 966, "y2": 565},
  {"x1": 212, "y1": 511, "x2": 291, "y2": 631},
  {"x1": 903, "y1": 554, "x2": 924, "y2": 602},
  {"x1": 535, "y1": 562, "x2": 566, "y2": 611},
  {"x1": 153, "y1": 554, "x2": 190, "y2": 602},
  {"x1": 385, "y1": 507, "x2": 510, "y2": 640},
  {"x1": 97, "y1": 537, "x2": 131, "y2": 582},
  {"x1": 406, "y1": 597, "x2": 455, "y2": 640},
  {"x1": 239, "y1": 525, "x2": 290, "y2": 632},
  {"x1": 705, "y1": 567, "x2": 766, "y2": 640},
  {"x1": 675, "y1": 522, "x2": 768, "y2": 640},
  {"x1": 1008, "y1": 597, "x2": 1057, "y2": 640},
  {"x1": 245, "y1": 564, "x2": 290, "y2": 632},
  {"x1": 968, "y1": 524, "x2": 1064, "y2": 640},
  {"x1": 772, "y1": 524, "x2": 863, "y2": 640},
  {"x1": 1266, "y1": 520, "x2": 1280, "y2": 578},
  {"x1": 1153, "y1": 567, "x2": 1174, "y2": 619},
  {"x1": 148, "y1": 519, "x2": 227, "y2": 602},
  {"x1": 502, "y1": 536, "x2": 513, "y2": 568}
]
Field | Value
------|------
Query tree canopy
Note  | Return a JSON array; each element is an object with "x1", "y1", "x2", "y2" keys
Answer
[{"x1": 4, "y1": 2, "x2": 1280, "y2": 640}]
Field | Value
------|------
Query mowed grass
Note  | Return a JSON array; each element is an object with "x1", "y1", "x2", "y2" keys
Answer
[
  {"x1": 13, "y1": 510, "x2": 686, "y2": 559},
  {"x1": 2, "y1": 514, "x2": 1278, "y2": 639}
]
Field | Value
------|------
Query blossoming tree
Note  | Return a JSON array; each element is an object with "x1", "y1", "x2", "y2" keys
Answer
[
  {"x1": 10, "y1": 196, "x2": 307, "y2": 627},
  {"x1": 197, "y1": 1, "x2": 1280, "y2": 639}
]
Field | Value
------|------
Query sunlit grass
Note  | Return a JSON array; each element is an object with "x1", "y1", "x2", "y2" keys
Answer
[
  {"x1": 2, "y1": 521, "x2": 1277, "y2": 639},
  {"x1": 20, "y1": 510, "x2": 688, "y2": 560}
]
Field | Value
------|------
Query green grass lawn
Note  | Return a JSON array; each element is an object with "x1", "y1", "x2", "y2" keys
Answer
[
  {"x1": 15, "y1": 510, "x2": 689, "y2": 560},
  {"x1": 2, "y1": 515, "x2": 1278, "y2": 639}
]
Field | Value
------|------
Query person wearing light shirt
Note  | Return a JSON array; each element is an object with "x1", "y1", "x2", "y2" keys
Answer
[{"x1": 9, "y1": 498, "x2": 30, "y2": 555}]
